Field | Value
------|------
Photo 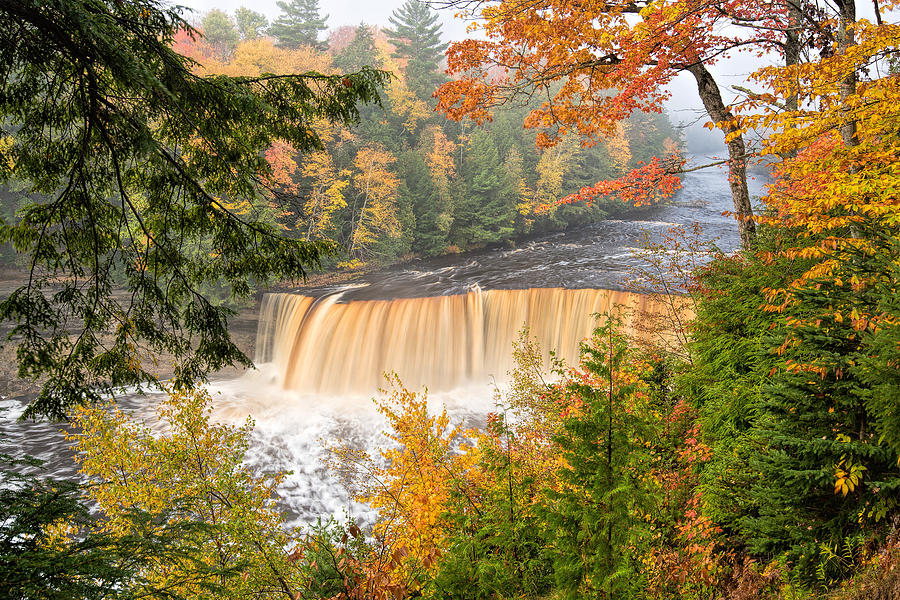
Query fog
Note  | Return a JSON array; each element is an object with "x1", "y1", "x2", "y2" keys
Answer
[
  {"x1": 170, "y1": 1, "x2": 882, "y2": 158},
  {"x1": 172, "y1": 0, "x2": 473, "y2": 40}
]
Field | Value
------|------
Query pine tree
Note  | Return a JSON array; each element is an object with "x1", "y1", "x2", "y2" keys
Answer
[
  {"x1": 269, "y1": 0, "x2": 329, "y2": 51},
  {"x1": 383, "y1": 0, "x2": 448, "y2": 100},
  {"x1": 860, "y1": 262, "x2": 900, "y2": 460},
  {"x1": 432, "y1": 411, "x2": 554, "y2": 599},
  {"x1": 452, "y1": 130, "x2": 515, "y2": 248},
  {"x1": 397, "y1": 150, "x2": 444, "y2": 256},
  {"x1": 855, "y1": 227, "x2": 900, "y2": 461},
  {"x1": 334, "y1": 23, "x2": 381, "y2": 73},
  {"x1": 200, "y1": 9, "x2": 238, "y2": 59},
  {"x1": 742, "y1": 248, "x2": 900, "y2": 581},
  {"x1": 234, "y1": 7, "x2": 268, "y2": 40},
  {"x1": 687, "y1": 251, "x2": 785, "y2": 552},
  {"x1": 541, "y1": 317, "x2": 656, "y2": 599},
  {"x1": 0, "y1": 451, "x2": 207, "y2": 599}
]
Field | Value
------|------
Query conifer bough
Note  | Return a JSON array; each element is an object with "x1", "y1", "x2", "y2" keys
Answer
[{"x1": 0, "y1": 0, "x2": 388, "y2": 419}]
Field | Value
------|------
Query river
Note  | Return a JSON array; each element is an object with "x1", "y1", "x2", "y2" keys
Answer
[{"x1": 0, "y1": 160, "x2": 766, "y2": 527}]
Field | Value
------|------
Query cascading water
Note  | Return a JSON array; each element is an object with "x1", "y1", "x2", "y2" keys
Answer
[
  {"x1": 224, "y1": 286, "x2": 686, "y2": 525},
  {"x1": 254, "y1": 287, "x2": 682, "y2": 396}
]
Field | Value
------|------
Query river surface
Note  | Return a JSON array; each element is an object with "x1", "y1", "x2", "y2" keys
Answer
[
  {"x1": 298, "y1": 165, "x2": 759, "y2": 301},
  {"x1": 0, "y1": 161, "x2": 765, "y2": 528}
]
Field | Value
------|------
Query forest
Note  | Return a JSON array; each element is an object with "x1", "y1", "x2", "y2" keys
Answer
[
  {"x1": 0, "y1": 1, "x2": 678, "y2": 274},
  {"x1": 173, "y1": 7, "x2": 679, "y2": 273},
  {"x1": 1, "y1": 0, "x2": 900, "y2": 600}
]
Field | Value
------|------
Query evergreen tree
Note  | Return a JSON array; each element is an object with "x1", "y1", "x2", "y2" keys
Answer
[
  {"x1": 0, "y1": 0, "x2": 387, "y2": 419},
  {"x1": 432, "y1": 412, "x2": 554, "y2": 599},
  {"x1": 374, "y1": 175, "x2": 415, "y2": 263},
  {"x1": 541, "y1": 317, "x2": 656, "y2": 599},
  {"x1": 383, "y1": 0, "x2": 448, "y2": 100},
  {"x1": 452, "y1": 131, "x2": 515, "y2": 248},
  {"x1": 200, "y1": 9, "x2": 238, "y2": 59},
  {"x1": 857, "y1": 228, "x2": 900, "y2": 460},
  {"x1": 269, "y1": 0, "x2": 329, "y2": 51},
  {"x1": 334, "y1": 23, "x2": 381, "y2": 73},
  {"x1": 0, "y1": 451, "x2": 208, "y2": 599},
  {"x1": 741, "y1": 241, "x2": 900, "y2": 582},
  {"x1": 397, "y1": 150, "x2": 446, "y2": 256},
  {"x1": 234, "y1": 7, "x2": 268, "y2": 40},
  {"x1": 687, "y1": 250, "x2": 786, "y2": 551}
]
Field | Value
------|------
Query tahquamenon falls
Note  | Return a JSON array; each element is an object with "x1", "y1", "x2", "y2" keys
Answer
[
  {"x1": 254, "y1": 287, "x2": 685, "y2": 397},
  {"x1": 0, "y1": 161, "x2": 761, "y2": 525}
]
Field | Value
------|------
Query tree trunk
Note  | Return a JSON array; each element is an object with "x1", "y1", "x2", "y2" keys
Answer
[
  {"x1": 836, "y1": 0, "x2": 861, "y2": 241},
  {"x1": 780, "y1": 0, "x2": 803, "y2": 162},
  {"x1": 784, "y1": 0, "x2": 802, "y2": 113},
  {"x1": 349, "y1": 164, "x2": 374, "y2": 256},
  {"x1": 687, "y1": 63, "x2": 756, "y2": 249},
  {"x1": 837, "y1": 0, "x2": 858, "y2": 150}
]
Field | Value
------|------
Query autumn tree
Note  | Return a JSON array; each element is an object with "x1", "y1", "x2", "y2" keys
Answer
[
  {"x1": 0, "y1": 0, "x2": 388, "y2": 419},
  {"x1": 384, "y1": 70, "x2": 434, "y2": 137},
  {"x1": 744, "y1": 6, "x2": 900, "y2": 305},
  {"x1": 433, "y1": 0, "x2": 822, "y2": 248},
  {"x1": 327, "y1": 376, "x2": 472, "y2": 593},
  {"x1": 269, "y1": 0, "x2": 329, "y2": 51},
  {"x1": 170, "y1": 23, "x2": 217, "y2": 64},
  {"x1": 349, "y1": 145, "x2": 402, "y2": 261},
  {"x1": 0, "y1": 449, "x2": 203, "y2": 599},
  {"x1": 328, "y1": 25, "x2": 360, "y2": 54},
  {"x1": 299, "y1": 148, "x2": 351, "y2": 242},
  {"x1": 68, "y1": 387, "x2": 303, "y2": 599},
  {"x1": 533, "y1": 136, "x2": 580, "y2": 216},
  {"x1": 727, "y1": 4, "x2": 900, "y2": 580},
  {"x1": 384, "y1": 0, "x2": 449, "y2": 101},
  {"x1": 607, "y1": 122, "x2": 633, "y2": 174},
  {"x1": 505, "y1": 146, "x2": 536, "y2": 234},
  {"x1": 213, "y1": 37, "x2": 333, "y2": 77}
]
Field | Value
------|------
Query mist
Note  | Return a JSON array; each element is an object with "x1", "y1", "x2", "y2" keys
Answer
[{"x1": 171, "y1": 0, "x2": 881, "y2": 159}]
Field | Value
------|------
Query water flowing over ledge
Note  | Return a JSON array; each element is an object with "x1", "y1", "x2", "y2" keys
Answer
[{"x1": 255, "y1": 287, "x2": 682, "y2": 396}]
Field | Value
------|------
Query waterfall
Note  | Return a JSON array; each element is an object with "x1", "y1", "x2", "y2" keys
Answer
[{"x1": 255, "y1": 288, "x2": 682, "y2": 395}]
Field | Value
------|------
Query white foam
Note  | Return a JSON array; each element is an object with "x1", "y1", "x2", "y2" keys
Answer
[
  {"x1": 0, "y1": 398, "x2": 26, "y2": 422},
  {"x1": 198, "y1": 373, "x2": 495, "y2": 526}
]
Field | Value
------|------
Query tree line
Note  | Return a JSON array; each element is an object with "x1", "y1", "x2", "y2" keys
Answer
[{"x1": 177, "y1": 0, "x2": 681, "y2": 269}]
